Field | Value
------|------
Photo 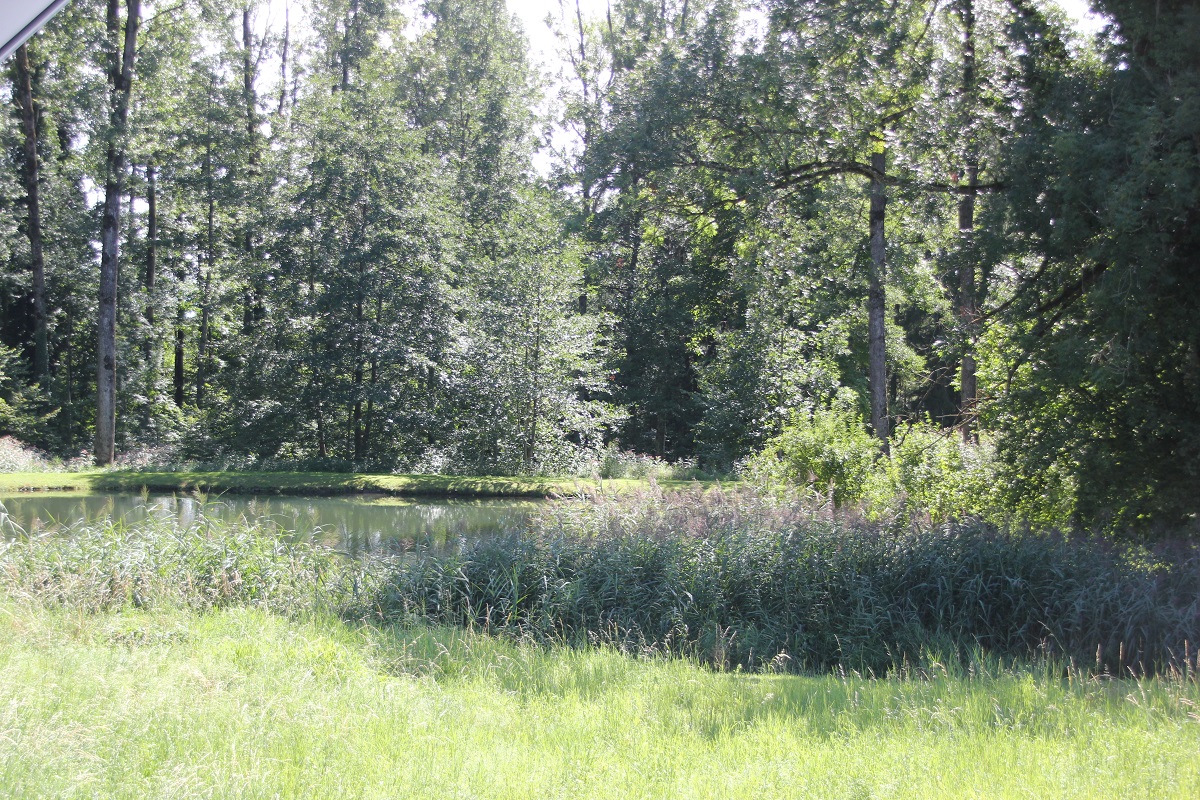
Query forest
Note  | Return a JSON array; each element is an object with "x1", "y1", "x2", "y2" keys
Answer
[{"x1": 1, "y1": 0, "x2": 1197, "y2": 533}]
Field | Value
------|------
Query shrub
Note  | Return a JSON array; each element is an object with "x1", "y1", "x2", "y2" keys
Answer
[
  {"x1": 882, "y1": 423, "x2": 1002, "y2": 524},
  {"x1": 742, "y1": 403, "x2": 880, "y2": 506},
  {"x1": 0, "y1": 436, "x2": 56, "y2": 473},
  {"x1": 595, "y1": 446, "x2": 710, "y2": 481}
]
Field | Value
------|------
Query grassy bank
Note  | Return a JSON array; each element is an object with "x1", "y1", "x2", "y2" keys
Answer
[
  {"x1": 2, "y1": 506, "x2": 1198, "y2": 796},
  {"x1": 2, "y1": 600, "x2": 1198, "y2": 799},
  {"x1": 0, "y1": 469, "x2": 709, "y2": 498},
  {"x1": 4, "y1": 490, "x2": 1198, "y2": 674}
]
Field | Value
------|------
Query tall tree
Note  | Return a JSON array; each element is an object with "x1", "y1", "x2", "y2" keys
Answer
[
  {"x1": 14, "y1": 44, "x2": 49, "y2": 383},
  {"x1": 989, "y1": 0, "x2": 1200, "y2": 526},
  {"x1": 96, "y1": 0, "x2": 140, "y2": 465}
]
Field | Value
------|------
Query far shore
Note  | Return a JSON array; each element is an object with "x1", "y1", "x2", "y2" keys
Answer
[{"x1": 0, "y1": 470, "x2": 722, "y2": 499}]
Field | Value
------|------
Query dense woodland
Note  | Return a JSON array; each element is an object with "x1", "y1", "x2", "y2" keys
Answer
[{"x1": 0, "y1": 0, "x2": 1196, "y2": 530}]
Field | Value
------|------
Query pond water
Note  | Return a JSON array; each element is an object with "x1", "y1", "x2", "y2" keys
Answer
[{"x1": 0, "y1": 493, "x2": 536, "y2": 557}]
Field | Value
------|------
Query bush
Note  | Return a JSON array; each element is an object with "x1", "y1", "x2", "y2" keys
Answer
[
  {"x1": 595, "y1": 446, "x2": 710, "y2": 481},
  {"x1": 742, "y1": 403, "x2": 880, "y2": 506},
  {"x1": 881, "y1": 423, "x2": 1002, "y2": 523},
  {"x1": 0, "y1": 436, "x2": 56, "y2": 473}
]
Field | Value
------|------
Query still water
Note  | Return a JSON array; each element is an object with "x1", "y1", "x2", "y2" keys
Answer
[{"x1": 0, "y1": 493, "x2": 535, "y2": 557}]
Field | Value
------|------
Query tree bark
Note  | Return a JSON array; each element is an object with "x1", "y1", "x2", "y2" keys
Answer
[
  {"x1": 144, "y1": 162, "x2": 157, "y2": 354},
  {"x1": 16, "y1": 44, "x2": 49, "y2": 383},
  {"x1": 957, "y1": 0, "x2": 979, "y2": 441},
  {"x1": 196, "y1": 136, "x2": 215, "y2": 408},
  {"x1": 196, "y1": 267, "x2": 211, "y2": 408},
  {"x1": 96, "y1": 0, "x2": 140, "y2": 466},
  {"x1": 174, "y1": 304, "x2": 185, "y2": 407},
  {"x1": 241, "y1": 7, "x2": 262, "y2": 334},
  {"x1": 278, "y1": 5, "x2": 290, "y2": 116},
  {"x1": 352, "y1": 294, "x2": 364, "y2": 461},
  {"x1": 958, "y1": 163, "x2": 978, "y2": 440},
  {"x1": 525, "y1": 298, "x2": 543, "y2": 471},
  {"x1": 868, "y1": 148, "x2": 890, "y2": 451}
]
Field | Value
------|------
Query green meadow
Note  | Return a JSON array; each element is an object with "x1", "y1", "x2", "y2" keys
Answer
[
  {"x1": 2, "y1": 601, "x2": 1198, "y2": 799},
  {"x1": 1, "y1": 494, "x2": 1197, "y2": 798}
]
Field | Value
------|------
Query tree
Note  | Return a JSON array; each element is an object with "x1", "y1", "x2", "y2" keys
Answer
[
  {"x1": 14, "y1": 43, "x2": 49, "y2": 383},
  {"x1": 987, "y1": 0, "x2": 1200, "y2": 527},
  {"x1": 95, "y1": 0, "x2": 140, "y2": 465}
]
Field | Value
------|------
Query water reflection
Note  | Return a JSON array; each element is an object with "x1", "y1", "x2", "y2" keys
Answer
[{"x1": 0, "y1": 493, "x2": 534, "y2": 557}]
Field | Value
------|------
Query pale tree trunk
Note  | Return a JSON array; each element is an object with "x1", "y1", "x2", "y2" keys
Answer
[
  {"x1": 868, "y1": 148, "x2": 890, "y2": 451},
  {"x1": 365, "y1": 293, "x2": 381, "y2": 455},
  {"x1": 143, "y1": 162, "x2": 157, "y2": 359},
  {"x1": 96, "y1": 0, "x2": 140, "y2": 466},
  {"x1": 16, "y1": 44, "x2": 48, "y2": 383},
  {"x1": 196, "y1": 137, "x2": 214, "y2": 409},
  {"x1": 352, "y1": 293, "x2": 364, "y2": 462},
  {"x1": 241, "y1": 7, "x2": 262, "y2": 333},
  {"x1": 524, "y1": 285, "x2": 544, "y2": 471},
  {"x1": 958, "y1": 163, "x2": 978, "y2": 440},
  {"x1": 174, "y1": 303, "x2": 185, "y2": 407},
  {"x1": 277, "y1": 5, "x2": 290, "y2": 116},
  {"x1": 957, "y1": 0, "x2": 979, "y2": 441},
  {"x1": 141, "y1": 162, "x2": 158, "y2": 424}
]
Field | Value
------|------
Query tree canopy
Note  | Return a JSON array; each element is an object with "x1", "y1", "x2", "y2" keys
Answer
[{"x1": 0, "y1": 0, "x2": 1195, "y2": 531}]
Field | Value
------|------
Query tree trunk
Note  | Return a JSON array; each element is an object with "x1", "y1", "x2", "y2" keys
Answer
[
  {"x1": 144, "y1": 162, "x2": 157, "y2": 359},
  {"x1": 16, "y1": 44, "x2": 49, "y2": 383},
  {"x1": 352, "y1": 295, "x2": 364, "y2": 461},
  {"x1": 868, "y1": 148, "x2": 890, "y2": 451},
  {"x1": 96, "y1": 0, "x2": 140, "y2": 466},
  {"x1": 196, "y1": 268, "x2": 211, "y2": 408},
  {"x1": 196, "y1": 138, "x2": 215, "y2": 408},
  {"x1": 316, "y1": 400, "x2": 328, "y2": 458},
  {"x1": 278, "y1": 5, "x2": 290, "y2": 116},
  {"x1": 365, "y1": 293, "x2": 381, "y2": 456},
  {"x1": 174, "y1": 304, "x2": 185, "y2": 407},
  {"x1": 241, "y1": 7, "x2": 262, "y2": 334},
  {"x1": 958, "y1": 164, "x2": 978, "y2": 440},
  {"x1": 957, "y1": 0, "x2": 979, "y2": 441},
  {"x1": 525, "y1": 317, "x2": 542, "y2": 470}
]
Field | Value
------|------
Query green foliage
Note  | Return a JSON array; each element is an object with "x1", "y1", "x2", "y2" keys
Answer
[
  {"x1": 883, "y1": 423, "x2": 1000, "y2": 523},
  {"x1": 743, "y1": 400, "x2": 881, "y2": 506},
  {"x1": 0, "y1": 345, "x2": 42, "y2": 438},
  {"x1": 0, "y1": 0, "x2": 1195, "y2": 533},
  {"x1": 984, "y1": 0, "x2": 1200, "y2": 530}
]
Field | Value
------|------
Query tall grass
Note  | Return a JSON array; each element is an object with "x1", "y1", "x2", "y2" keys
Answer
[
  {"x1": 374, "y1": 487, "x2": 1200, "y2": 674},
  {"x1": 3, "y1": 601, "x2": 1197, "y2": 799},
  {"x1": 4, "y1": 490, "x2": 1198, "y2": 676},
  {"x1": 0, "y1": 511, "x2": 373, "y2": 615}
]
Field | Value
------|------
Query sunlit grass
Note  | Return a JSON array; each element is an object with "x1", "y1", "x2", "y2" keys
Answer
[
  {"x1": 0, "y1": 469, "x2": 717, "y2": 498},
  {"x1": 1, "y1": 599, "x2": 1197, "y2": 799},
  {"x1": 2, "y1": 498, "x2": 1197, "y2": 796}
]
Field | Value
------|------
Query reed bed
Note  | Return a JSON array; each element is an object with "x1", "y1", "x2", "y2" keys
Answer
[
  {"x1": 0, "y1": 511, "x2": 373, "y2": 616},
  {"x1": 3, "y1": 488, "x2": 1198, "y2": 675},
  {"x1": 375, "y1": 487, "x2": 1200, "y2": 674}
]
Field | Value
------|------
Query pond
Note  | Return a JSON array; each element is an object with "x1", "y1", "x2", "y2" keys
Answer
[{"x1": 0, "y1": 493, "x2": 536, "y2": 557}]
